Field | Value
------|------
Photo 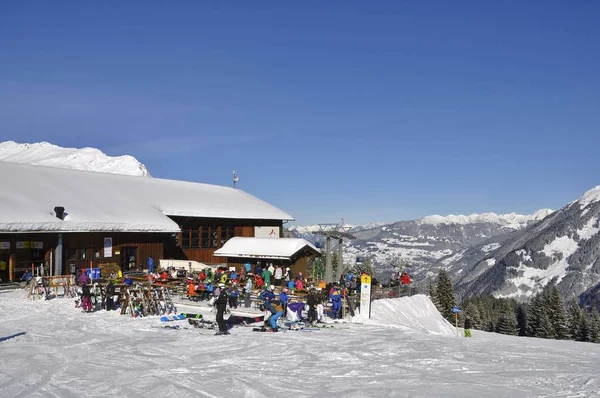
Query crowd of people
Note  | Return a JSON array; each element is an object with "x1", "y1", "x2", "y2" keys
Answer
[{"x1": 72, "y1": 259, "x2": 374, "y2": 333}]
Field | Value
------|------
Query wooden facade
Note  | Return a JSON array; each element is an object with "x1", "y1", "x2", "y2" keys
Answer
[
  {"x1": 168, "y1": 217, "x2": 284, "y2": 265},
  {"x1": 0, "y1": 217, "x2": 296, "y2": 282}
]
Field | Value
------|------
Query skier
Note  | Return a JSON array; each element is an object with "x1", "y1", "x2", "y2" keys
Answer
[
  {"x1": 202, "y1": 280, "x2": 213, "y2": 301},
  {"x1": 81, "y1": 282, "x2": 93, "y2": 312},
  {"x1": 244, "y1": 277, "x2": 253, "y2": 308},
  {"x1": 279, "y1": 287, "x2": 289, "y2": 317},
  {"x1": 307, "y1": 286, "x2": 320, "y2": 323},
  {"x1": 79, "y1": 270, "x2": 90, "y2": 286},
  {"x1": 214, "y1": 283, "x2": 230, "y2": 335},
  {"x1": 261, "y1": 267, "x2": 271, "y2": 287},
  {"x1": 329, "y1": 283, "x2": 343, "y2": 319},
  {"x1": 105, "y1": 280, "x2": 116, "y2": 311},
  {"x1": 464, "y1": 317, "x2": 472, "y2": 338},
  {"x1": 268, "y1": 302, "x2": 284, "y2": 332},
  {"x1": 259, "y1": 285, "x2": 277, "y2": 314},
  {"x1": 287, "y1": 301, "x2": 305, "y2": 322},
  {"x1": 228, "y1": 283, "x2": 239, "y2": 309}
]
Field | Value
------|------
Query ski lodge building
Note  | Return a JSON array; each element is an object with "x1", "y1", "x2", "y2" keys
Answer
[{"x1": 0, "y1": 161, "x2": 319, "y2": 282}]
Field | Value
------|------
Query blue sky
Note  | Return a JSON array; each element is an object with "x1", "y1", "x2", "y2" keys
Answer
[{"x1": 1, "y1": 2, "x2": 599, "y2": 225}]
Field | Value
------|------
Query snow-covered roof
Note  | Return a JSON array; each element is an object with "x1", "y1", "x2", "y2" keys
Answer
[
  {"x1": 0, "y1": 161, "x2": 294, "y2": 233},
  {"x1": 213, "y1": 237, "x2": 319, "y2": 260}
]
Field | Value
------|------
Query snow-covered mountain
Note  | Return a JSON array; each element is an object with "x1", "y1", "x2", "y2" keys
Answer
[
  {"x1": 456, "y1": 186, "x2": 600, "y2": 303},
  {"x1": 286, "y1": 210, "x2": 553, "y2": 283},
  {"x1": 0, "y1": 141, "x2": 150, "y2": 176}
]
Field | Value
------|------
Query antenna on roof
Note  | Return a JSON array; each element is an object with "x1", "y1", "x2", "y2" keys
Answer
[{"x1": 233, "y1": 169, "x2": 239, "y2": 188}]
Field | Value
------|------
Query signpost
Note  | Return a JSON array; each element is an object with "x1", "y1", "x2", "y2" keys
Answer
[
  {"x1": 452, "y1": 306, "x2": 461, "y2": 336},
  {"x1": 360, "y1": 274, "x2": 372, "y2": 319}
]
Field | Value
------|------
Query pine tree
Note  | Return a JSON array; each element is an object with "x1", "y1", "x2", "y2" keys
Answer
[
  {"x1": 527, "y1": 295, "x2": 555, "y2": 338},
  {"x1": 331, "y1": 252, "x2": 339, "y2": 279},
  {"x1": 567, "y1": 299, "x2": 583, "y2": 341},
  {"x1": 477, "y1": 303, "x2": 493, "y2": 332},
  {"x1": 579, "y1": 313, "x2": 591, "y2": 342},
  {"x1": 516, "y1": 303, "x2": 528, "y2": 336},
  {"x1": 546, "y1": 287, "x2": 569, "y2": 339},
  {"x1": 496, "y1": 304, "x2": 518, "y2": 336},
  {"x1": 428, "y1": 278, "x2": 436, "y2": 302},
  {"x1": 464, "y1": 302, "x2": 481, "y2": 330},
  {"x1": 435, "y1": 269, "x2": 456, "y2": 323},
  {"x1": 589, "y1": 313, "x2": 600, "y2": 344}
]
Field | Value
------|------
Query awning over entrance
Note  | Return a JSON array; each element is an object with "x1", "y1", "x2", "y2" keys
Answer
[{"x1": 214, "y1": 237, "x2": 320, "y2": 260}]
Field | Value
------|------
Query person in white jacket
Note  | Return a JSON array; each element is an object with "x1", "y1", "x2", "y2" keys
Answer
[{"x1": 244, "y1": 277, "x2": 253, "y2": 308}]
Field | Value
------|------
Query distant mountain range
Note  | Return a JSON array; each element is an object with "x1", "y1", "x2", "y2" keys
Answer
[
  {"x1": 288, "y1": 189, "x2": 600, "y2": 305},
  {"x1": 0, "y1": 141, "x2": 150, "y2": 177},
  {"x1": 287, "y1": 210, "x2": 553, "y2": 285}
]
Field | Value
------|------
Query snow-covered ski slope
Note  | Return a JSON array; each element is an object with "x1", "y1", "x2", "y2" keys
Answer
[{"x1": 0, "y1": 290, "x2": 599, "y2": 397}]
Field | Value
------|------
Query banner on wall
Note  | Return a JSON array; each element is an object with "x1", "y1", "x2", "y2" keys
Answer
[
  {"x1": 254, "y1": 226, "x2": 280, "y2": 238},
  {"x1": 104, "y1": 237, "x2": 113, "y2": 257},
  {"x1": 0, "y1": 242, "x2": 9, "y2": 250}
]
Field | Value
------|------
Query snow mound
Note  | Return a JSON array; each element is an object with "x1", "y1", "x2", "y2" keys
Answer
[
  {"x1": 0, "y1": 140, "x2": 150, "y2": 177},
  {"x1": 364, "y1": 294, "x2": 456, "y2": 336}
]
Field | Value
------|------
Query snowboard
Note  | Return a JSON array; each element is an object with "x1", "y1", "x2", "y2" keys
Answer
[
  {"x1": 160, "y1": 314, "x2": 186, "y2": 322},
  {"x1": 160, "y1": 313, "x2": 202, "y2": 322},
  {"x1": 181, "y1": 312, "x2": 203, "y2": 319}
]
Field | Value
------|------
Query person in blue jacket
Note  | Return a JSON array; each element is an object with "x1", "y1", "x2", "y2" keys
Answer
[
  {"x1": 329, "y1": 282, "x2": 343, "y2": 319},
  {"x1": 228, "y1": 283, "x2": 239, "y2": 309},
  {"x1": 147, "y1": 256, "x2": 155, "y2": 273},
  {"x1": 202, "y1": 281, "x2": 214, "y2": 301},
  {"x1": 259, "y1": 285, "x2": 276, "y2": 314},
  {"x1": 279, "y1": 287, "x2": 289, "y2": 317}
]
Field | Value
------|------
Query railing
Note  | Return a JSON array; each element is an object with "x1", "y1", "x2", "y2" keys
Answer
[{"x1": 371, "y1": 285, "x2": 419, "y2": 301}]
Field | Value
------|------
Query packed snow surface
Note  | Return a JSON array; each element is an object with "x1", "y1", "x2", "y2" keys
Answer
[
  {"x1": 1, "y1": 290, "x2": 599, "y2": 397},
  {"x1": 0, "y1": 141, "x2": 150, "y2": 177}
]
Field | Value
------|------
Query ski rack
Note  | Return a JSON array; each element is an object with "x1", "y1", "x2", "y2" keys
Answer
[{"x1": 118, "y1": 285, "x2": 178, "y2": 318}]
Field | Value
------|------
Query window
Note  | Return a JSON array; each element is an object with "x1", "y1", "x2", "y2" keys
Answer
[
  {"x1": 201, "y1": 227, "x2": 210, "y2": 248},
  {"x1": 201, "y1": 226, "x2": 221, "y2": 248},
  {"x1": 94, "y1": 249, "x2": 101, "y2": 258},
  {"x1": 181, "y1": 225, "x2": 190, "y2": 248},
  {"x1": 211, "y1": 229, "x2": 219, "y2": 247},
  {"x1": 66, "y1": 249, "x2": 76, "y2": 262},
  {"x1": 78, "y1": 249, "x2": 86, "y2": 260},
  {"x1": 221, "y1": 225, "x2": 235, "y2": 246},
  {"x1": 191, "y1": 230, "x2": 199, "y2": 248}
]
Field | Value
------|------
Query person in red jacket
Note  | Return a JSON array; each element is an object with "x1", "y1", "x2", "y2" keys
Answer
[{"x1": 400, "y1": 272, "x2": 411, "y2": 285}]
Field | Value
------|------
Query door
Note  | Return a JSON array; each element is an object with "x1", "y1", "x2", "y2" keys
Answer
[{"x1": 122, "y1": 247, "x2": 137, "y2": 271}]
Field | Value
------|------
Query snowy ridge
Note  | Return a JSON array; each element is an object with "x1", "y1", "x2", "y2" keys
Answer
[
  {"x1": 287, "y1": 221, "x2": 387, "y2": 234},
  {"x1": 419, "y1": 209, "x2": 554, "y2": 228},
  {"x1": 0, "y1": 141, "x2": 150, "y2": 177},
  {"x1": 575, "y1": 185, "x2": 600, "y2": 209}
]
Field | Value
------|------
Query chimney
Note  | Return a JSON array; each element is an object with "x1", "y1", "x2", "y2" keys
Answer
[{"x1": 54, "y1": 206, "x2": 65, "y2": 220}]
